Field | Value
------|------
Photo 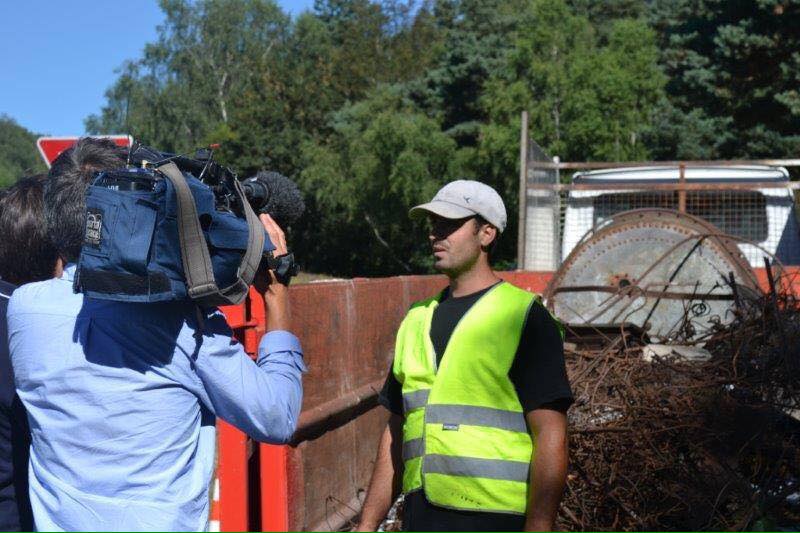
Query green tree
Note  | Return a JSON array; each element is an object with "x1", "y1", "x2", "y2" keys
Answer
[
  {"x1": 219, "y1": 1, "x2": 441, "y2": 177},
  {"x1": 87, "y1": 0, "x2": 442, "y2": 179},
  {"x1": 483, "y1": 0, "x2": 664, "y2": 163},
  {"x1": 0, "y1": 116, "x2": 46, "y2": 187},
  {"x1": 408, "y1": 0, "x2": 527, "y2": 146},
  {"x1": 472, "y1": 0, "x2": 664, "y2": 264},
  {"x1": 568, "y1": 0, "x2": 646, "y2": 36},
  {"x1": 86, "y1": 0, "x2": 291, "y2": 156},
  {"x1": 649, "y1": 0, "x2": 800, "y2": 158},
  {"x1": 297, "y1": 87, "x2": 461, "y2": 275},
  {"x1": 312, "y1": 0, "x2": 440, "y2": 100},
  {"x1": 209, "y1": 10, "x2": 327, "y2": 176}
]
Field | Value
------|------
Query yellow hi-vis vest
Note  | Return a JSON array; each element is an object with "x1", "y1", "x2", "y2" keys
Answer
[{"x1": 393, "y1": 281, "x2": 537, "y2": 515}]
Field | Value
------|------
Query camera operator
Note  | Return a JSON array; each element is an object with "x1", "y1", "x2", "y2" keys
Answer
[
  {"x1": 8, "y1": 138, "x2": 306, "y2": 531},
  {"x1": 0, "y1": 174, "x2": 58, "y2": 531}
]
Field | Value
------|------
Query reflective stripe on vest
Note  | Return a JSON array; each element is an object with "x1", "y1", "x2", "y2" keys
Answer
[
  {"x1": 403, "y1": 438, "x2": 424, "y2": 461},
  {"x1": 403, "y1": 389, "x2": 430, "y2": 412},
  {"x1": 393, "y1": 282, "x2": 541, "y2": 515},
  {"x1": 423, "y1": 454, "x2": 530, "y2": 483},
  {"x1": 425, "y1": 404, "x2": 528, "y2": 433}
]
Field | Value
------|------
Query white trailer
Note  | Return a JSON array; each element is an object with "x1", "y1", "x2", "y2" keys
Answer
[{"x1": 555, "y1": 165, "x2": 800, "y2": 269}]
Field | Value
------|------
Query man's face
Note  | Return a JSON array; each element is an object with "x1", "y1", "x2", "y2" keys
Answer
[{"x1": 428, "y1": 214, "x2": 486, "y2": 275}]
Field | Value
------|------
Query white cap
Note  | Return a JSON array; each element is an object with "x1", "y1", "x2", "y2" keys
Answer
[{"x1": 410, "y1": 180, "x2": 507, "y2": 232}]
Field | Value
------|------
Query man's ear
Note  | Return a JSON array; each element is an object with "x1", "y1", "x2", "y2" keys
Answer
[
  {"x1": 479, "y1": 224, "x2": 497, "y2": 248},
  {"x1": 53, "y1": 256, "x2": 66, "y2": 279}
]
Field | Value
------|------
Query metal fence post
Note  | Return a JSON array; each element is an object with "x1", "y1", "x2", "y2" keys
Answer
[
  {"x1": 217, "y1": 421, "x2": 250, "y2": 531},
  {"x1": 517, "y1": 111, "x2": 529, "y2": 270}
]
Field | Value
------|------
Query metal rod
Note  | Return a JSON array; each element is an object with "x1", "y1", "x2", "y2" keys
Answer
[
  {"x1": 727, "y1": 271, "x2": 740, "y2": 310},
  {"x1": 643, "y1": 237, "x2": 704, "y2": 330},
  {"x1": 517, "y1": 110, "x2": 529, "y2": 270},
  {"x1": 529, "y1": 159, "x2": 800, "y2": 170},
  {"x1": 527, "y1": 181, "x2": 800, "y2": 192},
  {"x1": 678, "y1": 163, "x2": 686, "y2": 213},
  {"x1": 554, "y1": 155, "x2": 562, "y2": 264},
  {"x1": 307, "y1": 492, "x2": 364, "y2": 532},
  {"x1": 292, "y1": 379, "x2": 384, "y2": 442},
  {"x1": 552, "y1": 285, "x2": 736, "y2": 301},
  {"x1": 763, "y1": 257, "x2": 787, "y2": 356}
]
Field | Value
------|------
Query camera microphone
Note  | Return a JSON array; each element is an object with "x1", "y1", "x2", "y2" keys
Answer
[{"x1": 241, "y1": 171, "x2": 305, "y2": 228}]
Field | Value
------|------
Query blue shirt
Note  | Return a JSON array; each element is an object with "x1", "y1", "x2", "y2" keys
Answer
[{"x1": 7, "y1": 265, "x2": 305, "y2": 531}]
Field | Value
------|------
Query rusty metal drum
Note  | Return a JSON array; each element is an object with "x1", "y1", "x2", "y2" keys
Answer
[{"x1": 545, "y1": 209, "x2": 762, "y2": 342}]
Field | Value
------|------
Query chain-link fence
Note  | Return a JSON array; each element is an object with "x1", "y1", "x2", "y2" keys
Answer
[
  {"x1": 521, "y1": 140, "x2": 560, "y2": 271},
  {"x1": 559, "y1": 188, "x2": 800, "y2": 267}
]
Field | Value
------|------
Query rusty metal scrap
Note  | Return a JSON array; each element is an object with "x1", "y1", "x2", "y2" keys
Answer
[{"x1": 559, "y1": 268, "x2": 800, "y2": 531}]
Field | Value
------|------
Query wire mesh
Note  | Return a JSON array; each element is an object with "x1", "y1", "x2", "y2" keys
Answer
[
  {"x1": 584, "y1": 191, "x2": 767, "y2": 241},
  {"x1": 559, "y1": 188, "x2": 800, "y2": 267},
  {"x1": 523, "y1": 141, "x2": 560, "y2": 270}
]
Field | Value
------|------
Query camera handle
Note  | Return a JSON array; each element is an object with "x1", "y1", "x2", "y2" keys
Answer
[
  {"x1": 265, "y1": 252, "x2": 300, "y2": 286},
  {"x1": 157, "y1": 162, "x2": 265, "y2": 306}
]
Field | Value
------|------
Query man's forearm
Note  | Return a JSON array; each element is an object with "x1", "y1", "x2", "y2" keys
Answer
[
  {"x1": 250, "y1": 331, "x2": 306, "y2": 440},
  {"x1": 192, "y1": 313, "x2": 306, "y2": 443},
  {"x1": 525, "y1": 431, "x2": 568, "y2": 531},
  {"x1": 525, "y1": 444, "x2": 567, "y2": 531},
  {"x1": 356, "y1": 416, "x2": 403, "y2": 531}
]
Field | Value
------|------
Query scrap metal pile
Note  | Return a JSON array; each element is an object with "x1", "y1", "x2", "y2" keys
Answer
[
  {"x1": 551, "y1": 209, "x2": 800, "y2": 531},
  {"x1": 560, "y1": 292, "x2": 800, "y2": 531}
]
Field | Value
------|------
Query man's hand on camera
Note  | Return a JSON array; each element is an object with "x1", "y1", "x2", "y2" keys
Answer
[{"x1": 255, "y1": 214, "x2": 291, "y2": 332}]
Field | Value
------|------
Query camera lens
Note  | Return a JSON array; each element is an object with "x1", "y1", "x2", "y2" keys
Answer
[{"x1": 241, "y1": 177, "x2": 270, "y2": 213}]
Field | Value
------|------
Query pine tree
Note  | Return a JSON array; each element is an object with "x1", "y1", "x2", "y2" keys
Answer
[{"x1": 649, "y1": 0, "x2": 800, "y2": 158}]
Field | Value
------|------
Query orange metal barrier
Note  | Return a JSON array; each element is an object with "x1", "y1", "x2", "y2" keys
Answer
[{"x1": 213, "y1": 288, "x2": 263, "y2": 531}]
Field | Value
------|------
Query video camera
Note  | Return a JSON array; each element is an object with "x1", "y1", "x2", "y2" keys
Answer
[
  {"x1": 122, "y1": 143, "x2": 305, "y2": 225},
  {"x1": 73, "y1": 143, "x2": 304, "y2": 307}
]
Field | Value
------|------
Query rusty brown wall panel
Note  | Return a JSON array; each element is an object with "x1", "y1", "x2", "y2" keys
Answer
[
  {"x1": 399, "y1": 275, "x2": 447, "y2": 307},
  {"x1": 352, "y1": 407, "x2": 392, "y2": 490},
  {"x1": 296, "y1": 408, "x2": 389, "y2": 531},
  {"x1": 290, "y1": 277, "x2": 446, "y2": 413},
  {"x1": 349, "y1": 280, "x2": 407, "y2": 389},
  {"x1": 289, "y1": 282, "x2": 354, "y2": 410},
  {"x1": 298, "y1": 423, "x2": 354, "y2": 531},
  {"x1": 500, "y1": 271, "x2": 554, "y2": 294},
  {"x1": 287, "y1": 444, "x2": 306, "y2": 530}
]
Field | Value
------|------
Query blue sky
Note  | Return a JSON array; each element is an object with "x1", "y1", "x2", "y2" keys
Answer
[{"x1": 0, "y1": 0, "x2": 314, "y2": 137}]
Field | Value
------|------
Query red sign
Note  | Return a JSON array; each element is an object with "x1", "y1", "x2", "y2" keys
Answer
[{"x1": 36, "y1": 135, "x2": 133, "y2": 167}]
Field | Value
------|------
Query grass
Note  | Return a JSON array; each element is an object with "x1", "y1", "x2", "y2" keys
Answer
[{"x1": 293, "y1": 271, "x2": 343, "y2": 284}]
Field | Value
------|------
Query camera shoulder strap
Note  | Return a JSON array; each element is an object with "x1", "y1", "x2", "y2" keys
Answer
[
  {"x1": 157, "y1": 162, "x2": 263, "y2": 307},
  {"x1": 222, "y1": 176, "x2": 265, "y2": 301}
]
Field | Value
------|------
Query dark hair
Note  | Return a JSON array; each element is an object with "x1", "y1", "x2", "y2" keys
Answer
[
  {"x1": 0, "y1": 175, "x2": 59, "y2": 285},
  {"x1": 45, "y1": 137, "x2": 127, "y2": 262}
]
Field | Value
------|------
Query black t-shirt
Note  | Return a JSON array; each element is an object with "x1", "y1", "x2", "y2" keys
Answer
[{"x1": 379, "y1": 282, "x2": 573, "y2": 531}]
